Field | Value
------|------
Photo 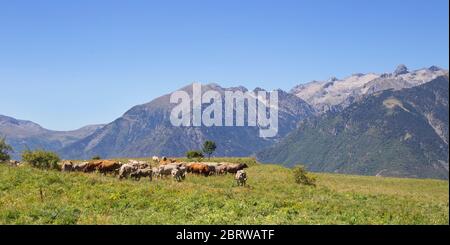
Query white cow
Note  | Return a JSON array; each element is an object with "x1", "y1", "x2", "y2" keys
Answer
[
  {"x1": 118, "y1": 163, "x2": 139, "y2": 179},
  {"x1": 235, "y1": 170, "x2": 247, "y2": 186},
  {"x1": 171, "y1": 168, "x2": 183, "y2": 182}
]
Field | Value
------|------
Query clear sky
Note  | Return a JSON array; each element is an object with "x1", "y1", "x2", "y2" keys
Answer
[{"x1": 1, "y1": 0, "x2": 448, "y2": 130}]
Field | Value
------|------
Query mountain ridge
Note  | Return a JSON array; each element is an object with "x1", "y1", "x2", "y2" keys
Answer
[
  {"x1": 257, "y1": 75, "x2": 449, "y2": 179},
  {"x1": 0, "y1": 114, "x2": 104, "y2": 159},
  {"x1": 59, "y1": 83, "x2": 315, "y2": 159},
  {"x1": 290, "y1": 65, "x2": 448, "y2": 113}
]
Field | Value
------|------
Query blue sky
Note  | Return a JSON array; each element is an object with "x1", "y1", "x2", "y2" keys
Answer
[{"x1": 0, "y1": 0, "x2": 448, "y2": 130}]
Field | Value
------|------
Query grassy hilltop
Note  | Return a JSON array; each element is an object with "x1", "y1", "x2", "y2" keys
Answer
[{"x1": 0, "y1": 158, "x2": 448, "y2": 224}]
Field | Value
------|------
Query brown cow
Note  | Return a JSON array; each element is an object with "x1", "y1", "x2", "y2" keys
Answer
[
  {"x1": 159, "y1": 158, "x2": 178, "y2": 165},
  {"x1": 188, "y1": 163, "x2": 211, "y2": 176},
  {"x1": 97, "y1": 160, "x2": 121, "y2": 175},
  {"x1": 82, "y1": 160, "x2": 103, "y2": 173},
  {"x1": 226, "y1": 163, "x2": 249, "y2": 174}
]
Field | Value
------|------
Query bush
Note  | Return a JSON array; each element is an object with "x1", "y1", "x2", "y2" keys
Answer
[
  {"x1": 91, "y1": 155, "x2": 101, "y2": 160},
  {"x1": 22, "y1": 150, "x2": 60, "y2": 170},
  {"x1": 0, "y1": 137, "x2": 13, "y2": 162},
  {"x1": 186, "y1": 150, "x2": 204, "y2": 159},
  {"x1": 293, "y1": 165, "x2": 316, "y2": 187}
]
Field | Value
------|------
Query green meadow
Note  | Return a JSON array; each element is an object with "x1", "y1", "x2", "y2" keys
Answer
[{"x1": 0, "y1": 158, "x2": 448, "y2": 224}]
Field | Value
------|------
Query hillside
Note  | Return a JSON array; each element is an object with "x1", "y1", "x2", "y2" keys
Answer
[
  {"x1": 0, "y1": 115, "x2": 104, "y2": 160},
  {"x1": 59, "y1": 84, "x2": 314, "y2": 159},
  {"x1": 0, "y1": 161, "x2": 447, "y2": 224},
  {"x1": 258, "y1": 75, "x2": 449, "y2": 179}
]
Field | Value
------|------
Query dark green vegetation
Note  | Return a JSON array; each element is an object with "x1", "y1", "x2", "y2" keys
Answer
[
  {"x1": 21, "y1": 150, "x2": 60, "y2": 170},
  {"x1": 202, "y1": 140, "x2": 217, "y2": 159},
  {"x1": 0, "y1": 137, "x2": 13, "y2": 162},
  {"x1": 186, "y1": 150, "x2": 204, "y2": 159},
  {"x1": 0, "y1": 158, "x2": 448, "y2": 224},
  {"x1": 258, "y1": 76, "x2": 449, "y2": 179},
  {"x1": 91, "y1": 155, "x2": 101, "y2": 160},
  {"x1": 293, "y1": 165, "x2": 316, "y2": 186}
]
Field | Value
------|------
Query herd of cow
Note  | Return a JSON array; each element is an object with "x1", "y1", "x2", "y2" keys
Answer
[{"x1": 59, "y1": 156, "x2": 249, "y2": 186}]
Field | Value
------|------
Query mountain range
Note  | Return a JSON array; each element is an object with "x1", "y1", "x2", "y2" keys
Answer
[
  {"x1": 0, "y1": 115, "x2": 103, "y2": 160},
  {"x1": 257, "y1": 75, "x2": 449, "y2": 179},
  {"x1": 58, "y1": 83, "x2": 314, "y2": 159},
  {"x1": 291, "y1": 65, "x2": 447, "y2": 113},
  {"x1": 1, "y1": 65, "x2": 448, "y2": 179}
]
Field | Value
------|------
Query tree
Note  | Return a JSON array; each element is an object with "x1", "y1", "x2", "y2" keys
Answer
[
  {"x1": 22, "y1": 149, "x2": 60, "y2": 170},
  {"x1": 202, "y1": 140, "x2": 216, "y2": 160},
  {"x1": 0, "y1": 137, "x2": 13, "y2": 162},
  {"x1": 186, "y1": 150, "x2": 204, "y2": 159}
]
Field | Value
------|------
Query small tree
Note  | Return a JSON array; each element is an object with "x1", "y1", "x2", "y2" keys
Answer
[
  {"x1": 293, "y1": 165, "x2": 316, "y2": 187},
  {"x1": 202, "y1": 140, "x2": 216, "y2": 160},
  {"x1": 0, "y1": 137, "x2": 13, "y2": 162},
  {"x1": 22, "y1": 149, "x2": 60, "y2": 170},
  {"x1": 186, "y1": 150, "x2": 204, "y2": 159},
  {"x1": 92, "y1": 155, "x2": 101, "y2": 160}
]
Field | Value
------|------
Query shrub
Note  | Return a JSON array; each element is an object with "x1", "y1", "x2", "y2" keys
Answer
[
  {"x1": 186, "y1": 150, "x2": 204, "y2": 159},
  {"x1": 91, "y1": 155, "x2": 101, "y2": 160},
  {"x1": 293, "y1": 165, "x2": 316, "y2": 187},
  {"x1": 0, "y1": 137, "x2": 13, "y2": 162},
  {"x1": 22, "y1": 150, "x2": 60, "y2": 170}
]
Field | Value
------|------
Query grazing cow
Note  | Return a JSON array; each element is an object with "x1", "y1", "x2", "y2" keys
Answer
[
  {"x1": 157, "y1": 164, "x2": 178, "y2": 178},
  {"x1": 72, "y1": 162, "x2": 88, "y2": 171},
  {"x1": 61, "y1": 161, "x2": 74, "y2": 172},
  {"x1": 152, "y1": 167, "x2": 160, "y2": 178},
  {"x1": 130, "y1": 168, "x2": 153, "y2": 181},
  {"x1": 235, "y1": 170, "x2": 247, "y2": 186},
  {"x1": 82, "y1": 160, "x2": 103, "y2": 173},
  {"x1": 127, "y1": 160, "x2": 149, "y2": 169},
  {"x1": 171, "y1": 168, "x2": 183, "y2": 182},
  {"x1": 178, "y1": 166, "x2": 187, "y2": 180},
  {"x1": 206, "y1": 165, "x2": 216, "y2": 176},
  {"x1": 138, "y1": 162, "x2": 149, "y2": 169},
  {"x1": 128, "y1": 159, "x2": 139, "y2": 165},
  {"x1": 226, "y1": 163, "x2": 249, "y2": 174},
  {"x1": 8, "y1": 160, "x2": 20, "y2": 167},
  {"x1": 159, "y1": 158, "x2": 177, "y2": 165},
  {"x1": 118, "y1": 163, "x2": 139, "y2": 179},
  {"x1": 215, "y1": 164, "x2": 228, "y2": 175},
  {"x1": 188, "y1": 163, "x2": 211, "y2": 176},
  {"x1": 97, "y1": 160, "x2": 121, "y2": 175}
]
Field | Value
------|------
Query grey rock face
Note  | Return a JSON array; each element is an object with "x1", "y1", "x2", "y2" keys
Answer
[
  {"x1": 291, "y1": 65, "x2": 448, "y2": 114},
  {"x1": 394, "y1": 64, "x2": 409, "y2": 76}
]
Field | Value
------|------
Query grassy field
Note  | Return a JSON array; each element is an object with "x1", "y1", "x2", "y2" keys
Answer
[{"x1": 0, "y1": 158, "x2": 448, "y2": 224}]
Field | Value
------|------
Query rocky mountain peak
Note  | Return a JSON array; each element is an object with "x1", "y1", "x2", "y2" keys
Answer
[
  {"x1": 394, "y1": 64, "x2": 409, "y2": 76},
  {"x1": 428, "y1": 65, "x2": 442, "y2": 72}
]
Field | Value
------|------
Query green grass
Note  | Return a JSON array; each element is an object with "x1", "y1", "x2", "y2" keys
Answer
[{"x1": 0, "y1": 158, "x2": 448, "y2": 224}]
